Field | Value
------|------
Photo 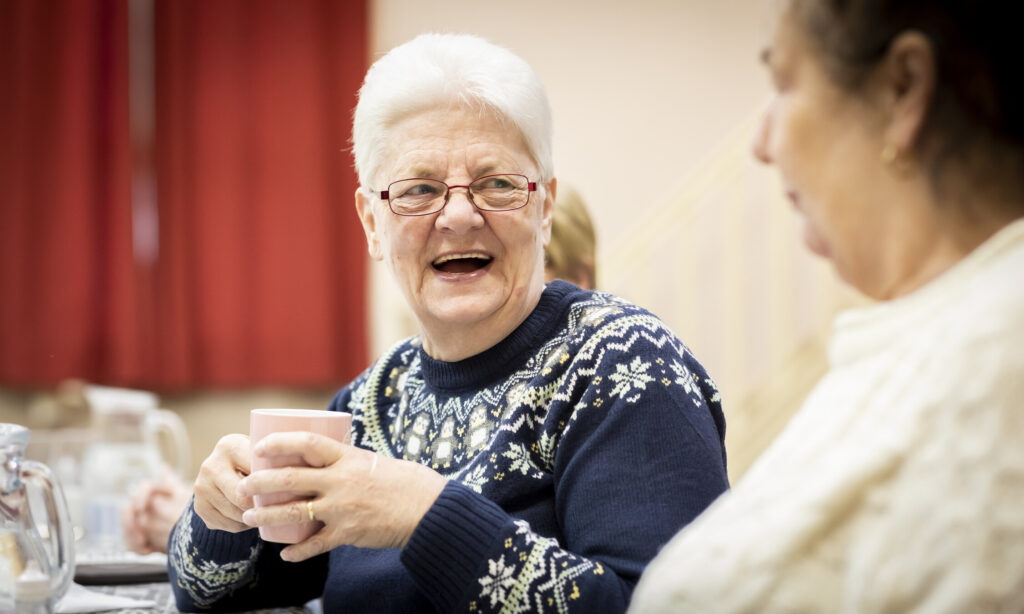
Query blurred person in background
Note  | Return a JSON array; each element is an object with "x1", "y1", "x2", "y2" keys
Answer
[
  {"x1": 545, "y1": 186, "x2": 597, "y2": 290},
  {"x1": 630, "y1": 1, "x2": 1024, "y2": 611},
  {"x1": 121, "y1": 468, "x2": 192, "y2": 555},
  {"x1": 166, "y1": 32, "x2": 728, "y2": 613}
]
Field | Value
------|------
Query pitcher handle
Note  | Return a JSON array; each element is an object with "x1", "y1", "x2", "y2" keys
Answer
[
  {"x1": 19, "y1": 460, "x2": 75, "y2": 603},
  {"x1": 149, "y1": 409, "x2": 192, "y2": 479}
]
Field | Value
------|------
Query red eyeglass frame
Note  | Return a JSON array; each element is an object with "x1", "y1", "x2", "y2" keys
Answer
[{"x1": 379, "y1": 173, "x2": 537, "y2": 216}]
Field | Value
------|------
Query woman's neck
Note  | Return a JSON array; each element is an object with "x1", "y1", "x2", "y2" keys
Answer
[
  {"x1": 872, "y1": 194, "x2": 1021, "y2": 300},
  {"x1": 418, "y1": 284, "x2": 546, "y2": 362}
]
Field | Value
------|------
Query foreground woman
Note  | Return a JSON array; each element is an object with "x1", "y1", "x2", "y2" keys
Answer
[
  {"x1": 631, "y1": 1, "x2": 1024, "y2": 612},
  {"x1": 168, "y1": 33, "x2": 728, "y2": 613}
]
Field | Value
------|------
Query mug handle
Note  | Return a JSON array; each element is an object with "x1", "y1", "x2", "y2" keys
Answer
[
  {"x1": 148, "y1": 409, "x2": 192, "y2": 479},
  {"x1": 20, "y1": 460, "x2": 75, "y2": 602}
]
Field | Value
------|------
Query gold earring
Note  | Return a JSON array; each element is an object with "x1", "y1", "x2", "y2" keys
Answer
[{"x1": 881, "y1": 144, "x2": 899, "y2": 165}]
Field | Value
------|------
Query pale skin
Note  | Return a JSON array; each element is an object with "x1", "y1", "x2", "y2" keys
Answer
[
  {"x1": 754, "y1": 6, "x2": 1016, "y2": 300},
  {"x1": 191, "y1": 104, "x2": 556, "y2": 562},
  {"x1": 121, "y1": 467, "x2": 193, "y2": 554},
  {"x1": 355, "y1": 106, "x2": 555, "y2": 361}
]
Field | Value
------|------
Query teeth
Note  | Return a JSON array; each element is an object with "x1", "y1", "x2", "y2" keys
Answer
[{"x1": 433, "y1": 252, "x2": 491, "y2": 265}]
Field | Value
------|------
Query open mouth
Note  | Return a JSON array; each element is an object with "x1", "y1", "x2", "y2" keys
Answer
[{"x1": 432, "y1": 252, "x2": 493, "y2": 274}]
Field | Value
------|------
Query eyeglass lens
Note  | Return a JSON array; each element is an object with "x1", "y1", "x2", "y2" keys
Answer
[{"x1": 386, "y1": 174, "x2": 531, "y2": 215}]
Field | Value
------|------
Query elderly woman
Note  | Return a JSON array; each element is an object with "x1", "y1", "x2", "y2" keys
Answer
[
  {"x1": 631, "y1": 1, "x2": 1024, "y2": 612},
  {"x1": 168, "y1": 33, "x2": 728, "y2": 613}
]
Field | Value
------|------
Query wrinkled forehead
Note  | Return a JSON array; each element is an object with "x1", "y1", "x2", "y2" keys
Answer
[
  {"x1": 386, "y1": 147, "x2": 530, "y2": 184},
  {"x1": 376, "y1": 104, "x2": 535, "y2": 185}
]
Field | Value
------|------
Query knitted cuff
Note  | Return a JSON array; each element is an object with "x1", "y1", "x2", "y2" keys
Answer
[
  {"x1": 186, "y1": 501, "x2": 261, "y2": 562},
  {"x1": 401, "y1": 481, "x2": 510, "y2": 611}
]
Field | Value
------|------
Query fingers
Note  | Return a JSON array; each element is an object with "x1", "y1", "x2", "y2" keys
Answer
[
  {"x1": 193, "y1": 434, "x2": 254, "y2": 533},
  {"x1": 121, "y1": 500, "x2": 151, "y2": 554},
  {"x1": 237, "y1": 465, "x2": 321, "y2": 501},
  {"x1": 138, "y1": 492, "x2": 188, "y2": 553},
  {"x1": 195, "y1": 477, "x2": 250, "y2": 532},
  {"x1": 122, "y1": 487, "x2": 179, "y2": 554},
  {"x1": 151, "y1": 488, "x2": 191, "y2": 519},
  {"x1": 281, "y1": 529, "x2": 331, "y2": 563},
  {"x1": 251, "y1": 431, "x2": 343, "y2": 469},
  {"x1": 235, "y1": 441, "x2": 446, "y2": 557},
  {"x1": 240, "y1": 497, "x2": 315, "y2": 531}
]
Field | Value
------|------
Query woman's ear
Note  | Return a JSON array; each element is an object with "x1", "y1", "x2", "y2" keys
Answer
[
  {"x1": 879, "y1": 31, "x2": 937, "y2": 152},
  {"x1": 540, "y1": 177, "x2": 557, "y2": 247},
  {"x1": 355, "y1": 188, "x2": 383, "y2": 260}
]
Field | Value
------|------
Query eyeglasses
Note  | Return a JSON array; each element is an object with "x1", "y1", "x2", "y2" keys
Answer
[{"x1": 379, "y1": 173, "x2": 537, "y2": 216}]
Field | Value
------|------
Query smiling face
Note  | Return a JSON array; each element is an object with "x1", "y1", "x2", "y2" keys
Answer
[
  {"x1": 355, "y1": 105, "x2": 554, "y2": 360},
  {"x1": 753, "y1": 7, "x2": 896, "y2": 292}
]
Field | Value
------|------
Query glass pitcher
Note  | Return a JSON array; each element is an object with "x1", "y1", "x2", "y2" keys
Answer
[
  {"x1": 80, "y1": 385, "x2": 190, "y2": 553},
  {"x1": 0, "y1": 423, "x2": 75, "y2": 613}
]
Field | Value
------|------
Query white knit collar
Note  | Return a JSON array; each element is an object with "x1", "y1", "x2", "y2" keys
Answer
[{"x1": 827, "y1": 217, "x2": 1024, "y2": 365}]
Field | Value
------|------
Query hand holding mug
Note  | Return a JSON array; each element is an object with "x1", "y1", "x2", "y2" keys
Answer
[
  {"x1": 238, "y1": 427, "x2": 447, "y2": 563},
  {"x1": 245, "y1": 409, "x2": 352, "y2": 544},
  {"x1": 193, "y1": 433, "x2": 254, "y2": 533}
]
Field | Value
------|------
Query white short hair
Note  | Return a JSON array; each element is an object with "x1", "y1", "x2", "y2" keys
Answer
[{"x1": 352, "y1": 33, "x2": 554, "y2": 190}]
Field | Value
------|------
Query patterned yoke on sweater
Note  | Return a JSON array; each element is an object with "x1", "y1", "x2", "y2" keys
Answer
[{"x1": 168, "y1": 280, "x2": 730, "y2": 613}]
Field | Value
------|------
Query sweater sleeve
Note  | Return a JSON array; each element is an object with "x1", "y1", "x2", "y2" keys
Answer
[
  {"x1": 166, "y1": 369, "x2": 373, "y2": 611},
  {"x1": 167, "y1": 501, "x2": 329, "y2": 612},
  {"x1": 400, "y1": 317, "x2": 730, "y2": 613}
]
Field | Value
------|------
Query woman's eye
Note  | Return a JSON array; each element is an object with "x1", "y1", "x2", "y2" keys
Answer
[
  {"x1": 405, "y1": 183, "x2": 440, "y2": 196},
  {"x1": 478, "y1": 177, "x2": 512, "y2": 189}
]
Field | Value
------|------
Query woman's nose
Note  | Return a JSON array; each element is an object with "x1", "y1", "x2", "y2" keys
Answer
[
  {"x1": 752, "y1": 107, "x2": 773, "y2": 165},
  {"x1": 436, "y1": 188, "x2": 485, "y2": 232}
]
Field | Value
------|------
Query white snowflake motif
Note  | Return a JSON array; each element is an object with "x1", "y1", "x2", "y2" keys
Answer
[
  {"x1": 503, "y1": 442, "x2": 535, "y2": 475},
  {"x1": 608, "y1": 357, "x2": 655, "y2": 399},
  {"x1": 513, "y1": 519, "x2": 545, "y2": 548},
  {"x1": 479, "y1": 555, "x2": 518, "y2": 607},
  {"x1": 669, "y1": 360, "x2": 702, "y2": 406},
  {"x1": 536, "y1": 431, "x2": 557, "y2": 471},
  {"x1": 460, "y1": 463, "x2": 488, "y2": 493}
]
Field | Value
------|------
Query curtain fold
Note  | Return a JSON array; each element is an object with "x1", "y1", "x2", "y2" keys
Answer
[
  {"x1": 0, "y1": 0, "x2": 369, "y2": 391},
  {"x1": 0, "y1": 0, "x2": 138, "y2": 387},
  {"x1": 153, "y1": 0, "x2": 369, "y2": 388}
]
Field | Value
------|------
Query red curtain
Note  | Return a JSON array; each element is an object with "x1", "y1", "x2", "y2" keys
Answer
[
  {"x1": 152, "y1": 0, "x2": 368, "y2": 388},
  {"x1": 0, "y1": 0, "x2": 140, "y2": 387},
  {"x1": 0, "y1": 0, "x2": 368, "y2": 390}
]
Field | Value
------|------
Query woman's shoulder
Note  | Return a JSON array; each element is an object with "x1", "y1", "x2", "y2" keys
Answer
[
  {"x1": 548, "y1": 281, "x2": 665, "y2": 330},
  {"x1": 329, "y1": 335, "x2": 423, "y2": 411},
  {"x1": 556, "y1": 285, "x2": 685, "y2": 351},
  {"x1": 545, "y1": 286, "x2": 714, "y2": 394}
]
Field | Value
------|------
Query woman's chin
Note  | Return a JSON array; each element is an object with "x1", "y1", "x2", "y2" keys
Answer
[
  {"x1": 422, "y1": 295, "x2": 502, "y2": 328},
  {"x1": 801, "y1": 222, "x2": 832, "y2": 259}
]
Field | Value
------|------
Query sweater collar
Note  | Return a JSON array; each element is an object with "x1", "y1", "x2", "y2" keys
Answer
[
  {"x1": 828, "y1": 217, "x2": 1024, "y2": 365},
  {"x1": 417, "y1": 280, "x2": 579, "y2": 392}
]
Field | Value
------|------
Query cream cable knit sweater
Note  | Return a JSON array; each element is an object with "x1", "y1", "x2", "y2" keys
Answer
[{"x1": 631, "y1": 219, "x2": 1024, "y2": 613}]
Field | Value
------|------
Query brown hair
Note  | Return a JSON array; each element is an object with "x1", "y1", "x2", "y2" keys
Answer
[{"x1": 792, "y1": 0, "x2": 1024, "y2": 202}]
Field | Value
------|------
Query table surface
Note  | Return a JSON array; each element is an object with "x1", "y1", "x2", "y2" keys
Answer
[{"x1": 87, "y1": 582, "x2": 309, "y2": 614}]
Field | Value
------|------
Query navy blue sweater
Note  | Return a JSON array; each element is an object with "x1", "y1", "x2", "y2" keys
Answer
[{"x1": 168, "y1": 281, "x2": 729, "y2": 613}]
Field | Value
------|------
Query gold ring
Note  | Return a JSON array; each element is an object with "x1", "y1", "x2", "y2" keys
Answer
[{"x1": 306, "y1": 500, "x2": 316, "y2": 522}]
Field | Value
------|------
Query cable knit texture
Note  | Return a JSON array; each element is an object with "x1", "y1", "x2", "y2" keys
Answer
[
  {"x1": 168, "y1": 281, "x2": 729, "y2": 613},
  {"x1": 631, "y1": 219, "x2": 1024, "y2": 614}
]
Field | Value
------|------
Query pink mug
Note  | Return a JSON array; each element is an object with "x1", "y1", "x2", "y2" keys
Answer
[{"x1": 249, "y1": 408, "x2": 352, "y2": 544}]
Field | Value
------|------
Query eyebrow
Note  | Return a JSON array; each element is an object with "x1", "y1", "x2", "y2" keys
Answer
[
  {"x1": 396, "y1": 167, "x2": 441, "y2": 180},
  {"x1": 474, "y1": 164, "x2": 498, "y2": 177}
]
